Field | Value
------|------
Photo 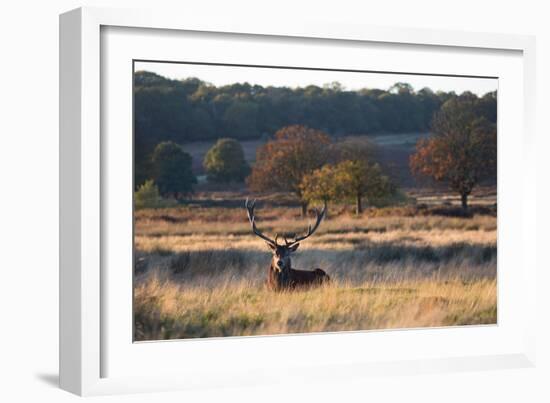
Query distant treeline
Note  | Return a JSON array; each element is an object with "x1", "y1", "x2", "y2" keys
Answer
[{"x1": 134, "y1": 71, "x2": 497, "y2": 185}]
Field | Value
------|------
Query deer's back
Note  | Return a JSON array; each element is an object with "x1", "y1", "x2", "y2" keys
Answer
[
  {"x1": 290, "y1": 268, "x2": 330, "y2": 286},
  {"x1": 267, "y1": 266, "x2": 329, "y2": 291}
]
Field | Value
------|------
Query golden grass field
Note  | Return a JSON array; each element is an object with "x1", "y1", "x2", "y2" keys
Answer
[{"x1": 134, "y1": 193, "x2": 497, "y2": 341}]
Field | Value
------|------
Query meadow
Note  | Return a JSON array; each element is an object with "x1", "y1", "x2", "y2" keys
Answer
[{"x1": 134, "y1": 190, "x2": 497, "y2": 341}]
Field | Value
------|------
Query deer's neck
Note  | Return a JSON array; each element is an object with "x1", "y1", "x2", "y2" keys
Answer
[
  {"x1": 269, "y1": 263, "x2": 292, "y2": 279},
  {"x1": 270, "y1": 260, "x2": 292, "y2": 272}
]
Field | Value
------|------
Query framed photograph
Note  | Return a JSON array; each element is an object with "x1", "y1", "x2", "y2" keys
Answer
[{"x1": 60, "y1": 7, "x2": 537, "y2": 396}]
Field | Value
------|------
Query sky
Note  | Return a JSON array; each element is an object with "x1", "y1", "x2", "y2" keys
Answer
[{"x1": 135, "y1": 61, "x2": 498, "y2": 96}]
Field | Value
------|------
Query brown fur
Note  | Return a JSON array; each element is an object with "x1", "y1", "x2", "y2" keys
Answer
[{"x1": 267, "y1": 264, "x2": 330, "y2": 291}]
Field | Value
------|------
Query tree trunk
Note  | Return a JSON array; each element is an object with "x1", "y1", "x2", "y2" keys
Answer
[
  {"x1": 355, "y1": 194, "x2": 362, "y2": 215},
  {"x1": 301, "y1": 201, "x2": 308, "y2": 217},
  {"x1": 323, "y1": 200, "x2": 329, "y2": 220},
  {"x1": 461, "y1": 192, "x2": 468, "y2": 212}
]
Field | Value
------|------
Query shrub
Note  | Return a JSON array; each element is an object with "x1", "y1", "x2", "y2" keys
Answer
[{"x1": 135, "y1": 180, "x2": 175, "y2": 209}]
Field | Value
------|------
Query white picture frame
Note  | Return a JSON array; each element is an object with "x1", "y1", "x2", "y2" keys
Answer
[{"x1": 59, "y1": 6, "x2": 537, "y2": 396}]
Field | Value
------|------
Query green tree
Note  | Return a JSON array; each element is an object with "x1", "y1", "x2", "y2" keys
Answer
[
  {"x1": 299, "y1": 164, "x2": 340, "y2": 217},
  {"x1": 410, "y1": 94, "x2": 497, "y2": 212},
  {"x1": 335, "y1": 160, "x2": 395, "y2": 215},
  {"x1": 247, "y1": 125, "x2": 331, "y2": 215},
  {"x1": 151, "y1": 141, "x2": 196, "y2": 198},
  {"x1": 203, "y1": 138, "x2": 250, "y2": 183}
]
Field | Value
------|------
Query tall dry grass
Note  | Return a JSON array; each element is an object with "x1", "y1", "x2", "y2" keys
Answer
[
  {"x1": 134, "y1": 203, "x2": 497, "y2": 340},
  {"x1": 135, "y1": 272, "x2": 496, "y2": 340}
]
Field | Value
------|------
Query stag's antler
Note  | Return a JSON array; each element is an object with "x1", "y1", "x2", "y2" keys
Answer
[
  {"x1": 285, "y1": 205, "x2": 326, "y2": 247},
  {"x1": 245, "y1": 198, "x2": 277, "y2": 246}
]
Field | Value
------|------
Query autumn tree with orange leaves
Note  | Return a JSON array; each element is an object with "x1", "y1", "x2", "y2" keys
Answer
[
  {"x1": 410, "y1": 93, "x2": 497, "y2": 212},
  {"x1": 247, "y1": 125, "x2": 331, "y2": 216}
]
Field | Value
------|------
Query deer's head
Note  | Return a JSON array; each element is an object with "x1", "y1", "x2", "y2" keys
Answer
[
  {"x1": 267, "y1": 238, "x2": 299, "y2": 272},
  {"x1": 245, "y1": 198, "x2": 326, "y2": 273}
]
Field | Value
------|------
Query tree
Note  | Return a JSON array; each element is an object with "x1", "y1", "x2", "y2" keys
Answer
[
  {"x1": 299, "y1": 165, "x2": 340, "y2": 217},
  {"x1": 203, "y1": 138, "x2": 250, "y2": 183},
  {"x1": 410, "y1": 94, "x2": 497, "y2": 212},
  {"x1": 335, "y1": 160, "x2": 395, "y2": 215},
  {"x1": 151, "y1": 141, "x2": 196, "y2": 198},
  {"x1": 247, "y1": 125, "x2": 331, "y2": 215}
]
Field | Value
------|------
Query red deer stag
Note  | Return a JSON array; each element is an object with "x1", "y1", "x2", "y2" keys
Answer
[{"x1": 245, "y1": 198, "x2": 330, "y2": 291}]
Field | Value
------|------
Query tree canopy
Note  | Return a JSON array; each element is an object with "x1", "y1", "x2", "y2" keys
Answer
[
  {"x1": 203, "y1": 138, "x2": 250, "y2": 183},
  {"x1": 134, "y1": 72, "x2": 471, "y2": 147}
]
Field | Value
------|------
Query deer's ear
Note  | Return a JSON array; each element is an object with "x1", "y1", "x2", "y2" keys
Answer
[
  {"x1": 267, "y1": 242, "x2": 276, "y2": 251},
  {"x1": 289, "y1": 243, "x2": 300, "y2": 252}
]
